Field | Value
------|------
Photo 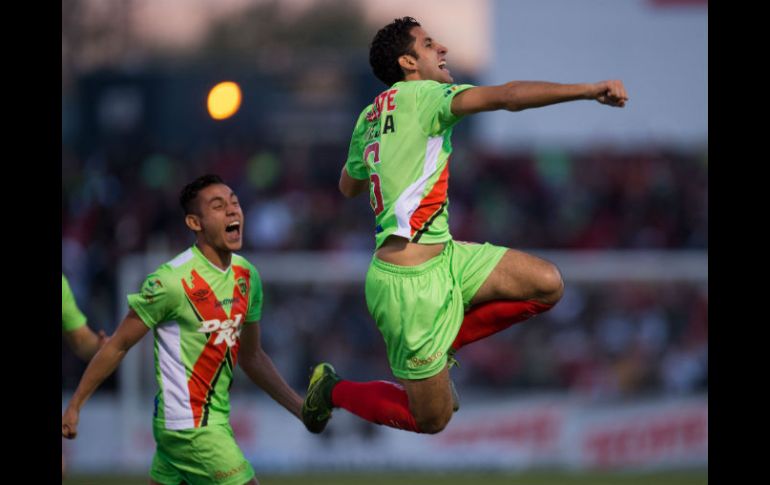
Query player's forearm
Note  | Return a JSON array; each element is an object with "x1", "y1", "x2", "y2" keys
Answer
[
  {"x1": 501, "y1": 81, "x2": 594, "y2": 112},
  {"x1": 64, "y1": 326, "x2": 100, "y2": 362},
  {"x1": 241, "y1": 351, "x2": 303, "y2": 420},
  {"x1": 73, "y1": 331, "x2": 101, "y2": 362},
  {"x1": 67, "y1": 340, "x2": 128, "y2": 411}
]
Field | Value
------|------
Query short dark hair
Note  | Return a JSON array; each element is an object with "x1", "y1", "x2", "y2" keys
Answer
[
  {"x1": 369, "y1": 17, "x2": 421, "y2": 87},
  {"x1": 180, "y1": 174, "x2": 225, "y2": 215}
]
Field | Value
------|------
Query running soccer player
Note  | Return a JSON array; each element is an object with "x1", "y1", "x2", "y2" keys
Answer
[
  {"x1": 62, "y1": 273, "x2": 108, "y2": 361},
  {"x1": 62, "y1": 175, "x2": 304, "y2": 485},
  {"x1": 302, "y1": 17, "x2": 628, "y2": 435},
  {"x1": 62, "y1": 273, "x2": 109, "y2": 477}
]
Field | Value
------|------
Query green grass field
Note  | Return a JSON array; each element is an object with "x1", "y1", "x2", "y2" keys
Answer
[{"x1": 63, "y1": 470, "x2": 707, "y2": 485}]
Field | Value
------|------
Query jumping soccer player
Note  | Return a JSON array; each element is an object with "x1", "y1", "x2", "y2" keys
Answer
[{"x1": 302, "y1": 17, "x2": 628, "y2": 435}]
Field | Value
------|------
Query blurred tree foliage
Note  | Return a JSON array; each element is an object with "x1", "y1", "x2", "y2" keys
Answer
[
  {"x1": 62, "y1": 0, "x2": 373, "y2": 82},
  {"x1": 195, "y1": 0, "x2": 372, "y2": 68}
]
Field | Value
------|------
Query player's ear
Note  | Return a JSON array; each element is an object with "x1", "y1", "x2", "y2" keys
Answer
[
  {"x1": 398, "y1": 54, "x2": 417, "y2": 73},
  {"x1": 185, "y1": 214, "x2": 202, "y2": 232}
]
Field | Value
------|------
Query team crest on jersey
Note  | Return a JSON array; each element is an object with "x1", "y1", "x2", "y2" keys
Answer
[
  {"x1": 142, "y1": 278, "x2": 163, "y2": 302},
  {"x1": 237, "y1": 277, "x2": 248, "y2": 296},
  {"x1": 198, "y1": 314, "x2": 244, "y2": 347}
]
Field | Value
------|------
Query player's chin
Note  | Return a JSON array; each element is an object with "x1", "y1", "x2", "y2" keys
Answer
[
  {"x1": 225, "y1": 239, "x2": 243, "y2": 251},
  {"x1": 222, "y1": 233, "x2": 243, "y2": 251}
]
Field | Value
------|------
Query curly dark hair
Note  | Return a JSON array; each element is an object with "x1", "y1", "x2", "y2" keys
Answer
[
  {"x1": 369, "y1": 17, "x2": 422, "y2": 87},
  {"x1": 179, "y1": 174, "x2": 225, "y2": 215}
]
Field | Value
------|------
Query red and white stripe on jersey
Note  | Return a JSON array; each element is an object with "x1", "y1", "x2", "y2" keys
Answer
[
  {"x1": 153, "y1": 251, "x2": 251, "y2": 429},
  {"x1": 393, "y1": 136, "x2": 448, "y2": 240},
  {"x1": 156, "y1": 322, "x2": 195, "y2": 430}
]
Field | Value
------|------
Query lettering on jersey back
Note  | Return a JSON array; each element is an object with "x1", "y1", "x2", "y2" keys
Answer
[
  {"x1": 366, "y1": 88, "x2": 399, "y2": 122},
  {"x1": 383, "y1": 114, "x2": 395, "y2": 134}
]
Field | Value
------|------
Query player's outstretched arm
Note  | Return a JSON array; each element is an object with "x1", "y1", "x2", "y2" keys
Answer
[
  {"x1": 239, "y1": 322, "x2": 304, "y2": 421},
  {"x1": 339, "y1": 166, "x2": 369, "y2": 199},
  {"x1": 62, "y1": 309, "x2": 149, "y2": 439},
  {"x1": 63, "y1": 326, "x2": 110, "y2": 362},
  {"x1": 451, "y1": 80, "x2": 628, "y2": 115}
]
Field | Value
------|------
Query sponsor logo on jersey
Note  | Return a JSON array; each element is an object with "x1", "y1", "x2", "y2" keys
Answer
[
  {"x1": 198, "y1": 314, "x2": 244, "y2": 347},
  {"x1": 214, "y1": 297, "x2": 242, "y2": 309},
  {"x1": 444, "y1": 85, "x2": 461, "y2": 97},
  {"x1": 192, "y1": 288, "x2": 211, "y2": 301}
]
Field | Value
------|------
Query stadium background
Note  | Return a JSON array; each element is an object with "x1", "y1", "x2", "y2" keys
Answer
[{"x1": 61, "y1": 0, "x2": 707, "y2": 483}]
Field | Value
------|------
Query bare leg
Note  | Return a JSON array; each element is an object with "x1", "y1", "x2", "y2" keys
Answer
[
  {"x1": 450, "y1": 249, "x2": 564, "y2": 351},
  {"x1": 472, "y1": 249, "x2": 564, "y2": 305},
  {"x1": 397, "y1": 365, "x2": 454, "y2": 434}
]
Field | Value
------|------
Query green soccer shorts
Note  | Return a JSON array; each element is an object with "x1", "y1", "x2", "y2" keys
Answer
[
  {"x1": 150, "y1": 422, "x2": 255, "y2": 485},
  {"x1": 365, "y1": 239, "x2": 507, "y2": 380}
]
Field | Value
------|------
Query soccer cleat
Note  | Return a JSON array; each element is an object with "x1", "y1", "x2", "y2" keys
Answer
[
  {"x1": 302, "y1": 362, "x2": 340, "y2": 434},
  {"x1": 447, "y1": 348, "x2": 461, "y2": 369}
]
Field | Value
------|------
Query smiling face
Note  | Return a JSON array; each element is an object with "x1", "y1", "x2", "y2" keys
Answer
[
  {"x1": 399, "y1": 26, "x2": 453, "y2": 84},
  {"x1": 185, "y1": 183, "x2": 244, "y2": 253}
]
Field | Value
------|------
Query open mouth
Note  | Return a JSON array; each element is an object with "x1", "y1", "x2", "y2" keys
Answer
[
  {"x1": 439, "y1": 61, "x2": 448, "y2": 71},
  {"x1": 225, "y1": 221, "x2": 241, "y2": 240}
]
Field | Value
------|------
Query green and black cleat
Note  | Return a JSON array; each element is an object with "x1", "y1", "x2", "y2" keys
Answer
[
  {"x1": 301, "y1": 362, "x2": 340, "y2": 434},
  {"x1": 447, "y1": 348, "x2": 461, "y2": 370}
]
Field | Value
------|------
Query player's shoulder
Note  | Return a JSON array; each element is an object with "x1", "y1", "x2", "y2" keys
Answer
[
  {"x1": 398, "y1": 80, "x2": 457, "y2": 104},
  {"x1": 403, "y1": 79, "x2": 445, "y2": 92},
  {"x1": 356, "y1": 103, "x2": 374, "y2": 123},
  {"x1": 231, "y1": 252, "x2": 257, "y2": 270},
  {"x1": 150, "y1": 247, "x2": 196, "y2": 281}
]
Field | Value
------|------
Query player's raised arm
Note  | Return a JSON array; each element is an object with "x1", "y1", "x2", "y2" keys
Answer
[
  {"x1": 238, "y1": 322, "x2": 304, "y2": 421},
  {"x1": 62, "y1": 309, "x2": 150, "y2": 439},
  {"x1": 451, "y1": 80, "x2": 628, "y2": 116}
]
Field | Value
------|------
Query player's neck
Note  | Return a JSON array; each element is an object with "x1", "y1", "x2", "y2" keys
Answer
[{"x1": 194, "y1": 242, "x2": 232, "y2": 271}]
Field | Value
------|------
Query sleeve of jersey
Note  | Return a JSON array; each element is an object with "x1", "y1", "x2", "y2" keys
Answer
[
  {"x1": 245, "y1": 264, "x2": 264, "y2": 324},
  {"x1": 344, "y1": 108, "x2": 371, "y2": 181},
  {"x1": 62, "y1": 275, "x2": 87, "y2": 332},
  {"x1": 126, "y1": 269, "x2": 175, "y2": 329},
  {"x1": 416, "y1": 81, "x2": 476, "y2": 136}
]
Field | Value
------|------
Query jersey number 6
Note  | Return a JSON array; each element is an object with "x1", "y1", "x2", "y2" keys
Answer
[{"x1": 364, "y1": 142, "x2": 384, "y2": 216}]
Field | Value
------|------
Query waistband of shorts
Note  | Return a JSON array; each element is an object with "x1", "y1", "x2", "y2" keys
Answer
[{"x1": 370, "y1": 247, "x2": 447, "y2": 275}]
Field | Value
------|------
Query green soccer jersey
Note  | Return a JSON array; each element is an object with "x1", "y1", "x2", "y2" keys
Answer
[
  {"x1": 345, "y1": 80, "x2": 474, "y2": 249},
  {"x1": 62, "y1": 274, "x2": 87, "y2": 332},
  {"x1": 127, "y1": 245, "x2": 263, "y2": 430}
]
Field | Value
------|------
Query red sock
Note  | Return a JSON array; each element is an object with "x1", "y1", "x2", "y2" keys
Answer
[
  {"x1": 331, "y1": 380, "x2": 421, "y2": 433},
  {"x1": 451, "y1": 300, "x2": 553, "y2": 351}
]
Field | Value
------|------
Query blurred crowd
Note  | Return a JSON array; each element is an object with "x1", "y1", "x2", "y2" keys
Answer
[
  {"x1": 62, "y1": 134, "x2": 707, "y2": 399},
  {"x1": 254, "y1": 279, "x2": 708, "y2": 400}
]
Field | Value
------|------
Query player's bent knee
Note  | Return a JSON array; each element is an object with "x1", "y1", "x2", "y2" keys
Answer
[
  {"x1": 539, "y1": 263, "x2": 564, "y2": 304},
  {"x1": 416, "y1": 411, "x2": 452, "y2": 434}
]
